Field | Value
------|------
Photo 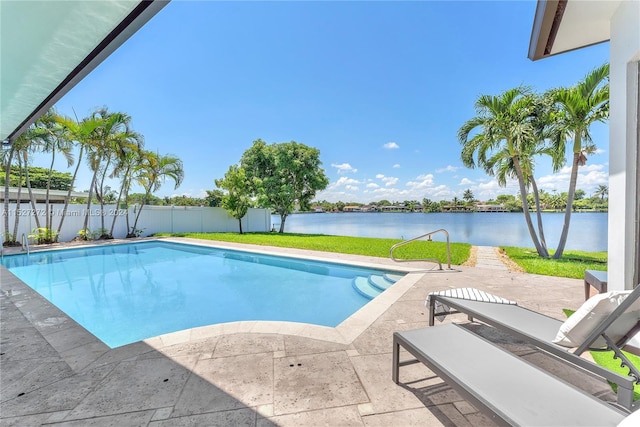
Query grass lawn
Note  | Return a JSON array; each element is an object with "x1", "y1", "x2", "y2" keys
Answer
[
  {"x1": 501, "y1": 246, "x2": 607, "y2": 279},
  {"x1": 562, "y1": 309, "x2": 640, "y2": 400},
  {"x1": 155, "y1": 232, "x2": 471, "y2": 266}
]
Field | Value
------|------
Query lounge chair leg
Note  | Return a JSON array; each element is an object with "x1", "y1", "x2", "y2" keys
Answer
[
  {"x1": 428, "y1": 297, "x2": 435, "y2": 326},
  {"x1": 392, "y1": 335, "x2": 400, "y2": 384}
]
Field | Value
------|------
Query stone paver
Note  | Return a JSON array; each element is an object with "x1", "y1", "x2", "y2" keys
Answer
[{"x1": 0, "y1": 239, "x2": 620, "y2": 426}]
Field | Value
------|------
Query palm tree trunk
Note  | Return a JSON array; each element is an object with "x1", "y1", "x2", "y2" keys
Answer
[
  {"x1": 82, "y1": 170, "x2": 99, "y2": 239},
  {"x1": 45, "y1": 147, "x2": 56, "y2": 234},
  {"x1": 530, "y1": 177, "x2": 548, "y2": 252},
  {"x1": 513, "y1": 158, "x2": 549, "y2": 257},
  {"x1": 553, "y1": 151, "x2": 581, "y2": 259},
  {"x1": 3, "y1": 148, "x2": 15, "y2": 242},
  {"x1": 97, "y1": 158, "x2": 112, "y2": 233},
  {"x1": 23, "y1": 152, "x2": 41, "y2": 229},
  {"x1": 12, "y1": 161, "x2": 23, "y2": 241},
  {"x1": 56, "y1": 145, "x2": 84, "y2": 241},
  {"x1": 130, "y1": 188, "x2": 150, "y2": 236},
  {"x1": 109, "y1": 165, "x2": 131, "y2": 237}
]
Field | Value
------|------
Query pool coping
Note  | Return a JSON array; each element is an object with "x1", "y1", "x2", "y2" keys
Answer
[{"x1": 0, "y1": 237, "x2": 448, "y2": 357}]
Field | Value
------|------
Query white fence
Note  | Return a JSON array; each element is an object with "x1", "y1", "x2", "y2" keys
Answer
[{"x1": 1, "y1": 204, "x2": 271, "y2": 243}]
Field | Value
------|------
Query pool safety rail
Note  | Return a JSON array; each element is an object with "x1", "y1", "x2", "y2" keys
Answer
[
  {"x1": 389, "y1": 229, "x2": 451, "y2": 270},
  {"x1": 21, "y1": 233, "x2": 29, "y2": 255}
]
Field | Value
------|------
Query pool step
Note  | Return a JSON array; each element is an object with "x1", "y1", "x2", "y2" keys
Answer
[
  {"x1": 384, "y1": 273, "x2": 404, "y2": 283},
  {"x1": 353, "y1": 274, "x2": 398, "y2": 299}
]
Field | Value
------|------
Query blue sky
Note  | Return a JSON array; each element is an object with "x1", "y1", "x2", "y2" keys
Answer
[{"x1": 49, "y1": 0, "x2": 610, "y2": 204}]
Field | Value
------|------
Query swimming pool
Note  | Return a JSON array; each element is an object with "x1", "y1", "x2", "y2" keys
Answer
[{"x1": 1, "y1": 241, "x2": 405, "y2": 348}]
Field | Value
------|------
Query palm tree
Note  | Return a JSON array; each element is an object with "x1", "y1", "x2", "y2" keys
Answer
[
  {"x1": 459, "y1": 87, "x2": 550, "y2": 257},
  {"x1": 129, "y1": 151, "x2": 184, "y2": 237},
  {"x1": 594, "y1": 184, "x2": 608, "y2": 201},
  {"x1": 33, "y1": 109, "x2": 74, "y2": 242},
  {"x1": 108, "y1": 132, "x2": 144, "y2": 237},
  {"x1": 81, "y1": 108, "x2": 134, "y2": 239},
  {"x1": 548, "y1": 63, "x2": 609, "y2": 259},
  {"x1": 55, "y1": 113, "x2": 100, "y2": 240}
]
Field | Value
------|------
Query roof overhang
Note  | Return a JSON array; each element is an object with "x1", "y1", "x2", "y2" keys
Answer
[
  {"x1": 0, "y1": 187, "x2": 89, "y2": 203},
  {"x1": 0, "y1": 0, "x2": 169, "y2": 144},
  {"x1": 528, "y1": 0, "x2": 620, "y2": 60}
]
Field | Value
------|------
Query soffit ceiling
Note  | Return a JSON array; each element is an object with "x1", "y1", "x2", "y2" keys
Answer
[
  {"x1": 0, "y1": 0, "x2": 168, "y2": 143},
  {"x1": 529, "y1": 0, "x2": 621, "y2": 60}
]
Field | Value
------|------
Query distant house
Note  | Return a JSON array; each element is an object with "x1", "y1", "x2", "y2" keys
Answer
[
  {"x1": 0, "y1": 187, "x2": 88, "y2": 203},
  {"x1": 475, "y1": 204, "x2": 507, "y2": 213},
  {"x1": 343, "y1": 205, "x2": 361, "y2": 212}
]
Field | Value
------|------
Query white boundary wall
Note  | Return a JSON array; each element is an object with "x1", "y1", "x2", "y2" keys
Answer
[{"x1": 1, "y1": 204, "x2": 271, "y2": 242}]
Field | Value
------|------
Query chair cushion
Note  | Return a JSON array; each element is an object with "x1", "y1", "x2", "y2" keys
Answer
[
  {"x1": 616, "y1": 407, "x2": 640, "y2": 427},
  {"x1": 553, "y1": 290, "x2": 640, "y2": 349}
]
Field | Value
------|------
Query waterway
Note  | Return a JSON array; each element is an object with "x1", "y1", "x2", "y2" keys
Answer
[{"x1": 273, "y1": 212, "x2": 608, "y2": 252}]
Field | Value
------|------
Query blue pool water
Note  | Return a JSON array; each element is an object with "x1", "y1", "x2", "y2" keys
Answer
[{"x1": 2, "y1": 241, "x2": 404, "y2": 348}]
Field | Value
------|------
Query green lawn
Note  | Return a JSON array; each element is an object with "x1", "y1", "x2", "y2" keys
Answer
[
  {"x1": 562, "y1": 310, "x2": 640, "y2": 400},
  {"x1": 155, "y1": 232, "x2": 471, "y2": 266},
  {"x1": 501, "y1": 246, "x2": 607, "y2": 279}
]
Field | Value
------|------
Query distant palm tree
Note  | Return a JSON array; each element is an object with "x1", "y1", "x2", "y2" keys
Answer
[
  {"x1": 549, "y1": 63, "x2": 609, "y2": 259},
  {"x1": 55, "y1": 112, "x2": 101, "y2": 240},
  {"x1": 462, "y1": 189, "x2": 474, "y2": 204},
  {"x1": 130, "y1": 151, "x2": 184, "y2": 237},
  {"x1": 34, "y1": 109, "x2": 74, "y2": 241},
  {"x1": 594, "y1": 184, "x2": 608, "y2": 200},
  {"x1": 81, "y1": 108, "x2": 135, "y2": 238},
  {"x1": 109, "y1": 132, "x2": 144, "y2": 237},
  {"x1": 459, "y1": 87, "x2": 550, "y2": 257}
]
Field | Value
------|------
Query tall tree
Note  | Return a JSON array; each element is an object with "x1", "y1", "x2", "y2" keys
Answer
[
  {"x1": 462, "y1": 189, "x2": 475, "y2": 204},
  {"x1": 215, "y1": 165, "x2": 253, "y2": 234},
  {"x1": 594, "y1": 184, "x2": 608, "y2": 200},
  {"x1": 81, "y1": 108, "x2": 136, "y2": 239},
  {"x1": 34, "y1": 108, "x2": 74, "y2": 242},
  {"x1": 55, "y1": 113, "x2": 100, "y2": 240},
  {"x1": 548, "y1": 63, "x2": 609, "y2": 259},
  {"x1": 240, "y1": 139, "x2": 329, "y2": 233},
  {"x1": 108, "y1": 131, "x2": 144, "y2": 237},
  {"x1": 130, "y1": 151, "x2": 184, "y2": 237},
  {"x1": 459, "y1": 87, "x2": 550, "y2": 257}
]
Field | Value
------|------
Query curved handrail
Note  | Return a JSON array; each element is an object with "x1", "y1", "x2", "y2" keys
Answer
[
  {"x1": 389, "y1": 228, "x2": 451, "y2": 270},
  {"x1": 21, "y1": 233, "x2": 30, "y2": 255}
]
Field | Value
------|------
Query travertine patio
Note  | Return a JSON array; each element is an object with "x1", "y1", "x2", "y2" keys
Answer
[{"x1": 0, "y1": 239, "x2": 616, "y2": 426}]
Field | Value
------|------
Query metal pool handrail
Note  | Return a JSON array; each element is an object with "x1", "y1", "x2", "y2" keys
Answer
[
  {"x1": 21, "y1": 233, "x2": 30, "y2": 255},
  {"x1": 389, "y1": 228, "x2": 451, "y2": 270}
]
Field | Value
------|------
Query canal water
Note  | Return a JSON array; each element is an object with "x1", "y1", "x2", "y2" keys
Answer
[{"x1": 274, "y1": 212, "x2": 608, "y2": 251}]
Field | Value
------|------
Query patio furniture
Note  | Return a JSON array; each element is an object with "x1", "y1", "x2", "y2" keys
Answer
[
  {"x1": 393, "y1": 323, "x2": 630, "y2": 426},
  {"x1": 585, "y1": 270, "x2": 608, "y2": 300},
  {"x1": 426, "y1": 285, "x2": 640, "y2": 410}
]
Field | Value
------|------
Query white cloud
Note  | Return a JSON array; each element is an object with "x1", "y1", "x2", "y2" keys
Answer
[
  {"x1": 366, "y1": 183, "x2": 380, "y2": 189},
  {"x1": 392, "y1": 164, "x2": 401, "y2": 168},
  {"x1": 538, "y1": 163, "x2": 607, "y2": 194},
  {"x1": 331, "y1": 162, "x2": 358, "y2": 174},
  {"x1": 436, "y1": 165, "x2": 459, "y2": 173},
  {"x1": 383, "y1": 142, "x2": 399, "y2": 149},
  {"x1": 406, "y1": 174, "x2": 434, "y2": 190},
  {"x1": 458, "y1": 178, "x2": 474, "y2": 185},
  {"x1": 376, "y1": 174, "x2": 399, "y2": 187}
]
